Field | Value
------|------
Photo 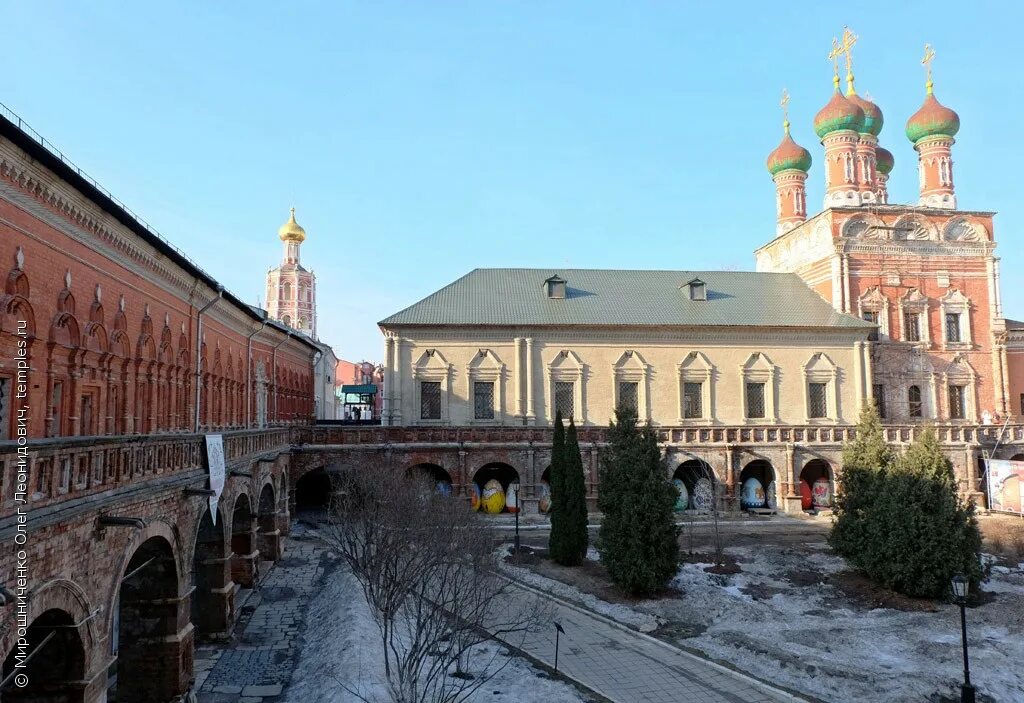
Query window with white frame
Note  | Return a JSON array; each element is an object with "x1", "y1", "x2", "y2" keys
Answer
[
  {"x1": 939, "y1": 289, "x2": 973, "y2": 350},
  {"x1": 741, "y1": 352, "x2": 777, "y2": 422},
  {"x1": 908, "y1": 385, "x2": 923, "y2": 418},
  {"x1": 942, "y1": 355, "x2": 976, "y2": 422},
  {"x1": 858, "y1": 287, "x2": 889, "y2": 341},
  {"x1": 420, "y1": 382, "x2": 441, "y2": 420},
  {"x1": 678, "y1": 351, "x2": 715, "y2": 423},
  {"x1": 612, "y1": 350, "x2": 649, "y2": 420},
  {"x1": 899, "y1": 288, "x2": 930, "y2": 346},
  {"x1": 803, "y1": 352, "x2": 839, "y2": 422},
  {"x1": 809, "y1": 383, "x2": 828, "y2": 418},
  {"x1": 548, "y1": 350, "x2": 585, "y2": 424},
  {"x1": 554, "y1": 381, "x2": 574, "y2": 419},
  {"x1": 947, "y1": 385, "x2": 966, "y2": 420},
  {"x1": 467, "y1": 349, "x2": 504, "y2": 423},
  {"x1": 683, "y1": 382, "x2": 703, "y2": 419},
  {"x1": 412, "y1": 349, "x2": 453, "y2": 424},
  {"x1": 473, "y1": 382, "x2": 495, "y2": 420},
  {"x1": 745, "y1": 383, "x2": 766, "y2": 419},
  {"x1": 617, "y1": 381, "x2": 638, "y2": 415}
]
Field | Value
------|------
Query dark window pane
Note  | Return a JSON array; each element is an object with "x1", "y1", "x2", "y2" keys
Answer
[
  {"x1": 945, "y1": 313, "x2": 961, "y2": 343},
  {"x1": 948, "y1": 385, "x2": 965, "y2": 420},
  {"x1": 618, "y1": 381, "x2": 638, "y2": 415},
  {"x1": 683, "y1": 382, "x2": 703, "y2": 419},
  {"x1": 903, "y1": 312, "x2": 920, "y2": 342},
  {"x1": 908, "y1": 385, "x2": 923, "y2": 418},
  {"x1": 554, "y1": 381, "x2": 574, "y2": 419},
  {"x1": 420, "y1": 381, "x2": 441, "y2": 420},
  {"x1": 873, "y1": 384, "x2": 886, "y2": 418},
  {"x1": 863, "y1": 310, "x2": 880, "y2": 342},
  {"x1": 809, "y1": 382, "x2": 828, "y2": 418},
  {"x1": 745, "y1": 382, "x2": 765, "y2": 419},
  {"x1": 473, "y1": 381, "x2": 494, "y2": 420}
]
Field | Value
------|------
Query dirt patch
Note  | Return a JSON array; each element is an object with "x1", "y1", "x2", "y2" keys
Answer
[
  {"x1": 828, "y1": 570, "x2": 940, "y2": 612},
  {"x1": 979, "y1": 514, "x2": 1024, "y2": 563},
  {"x1": 784, "y1": 568, "x2": 829, "y2": 587}
]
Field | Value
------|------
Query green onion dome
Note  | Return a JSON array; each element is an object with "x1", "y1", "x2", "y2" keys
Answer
[
  {"x1": 875, "y1": 146, "x2": 894, "y2": 175},
  {"x1": 766, "y1": 126, "x2": 812, "y2": 176},
  {"x1": 905, "y1": 92, "x2": 960, "y2": 144},
  {"x1": 848, "y1": 93, "x2": 883, "y2": 136},
  {"x1": 814, "y1": 89, "x2": 866, "y2": 138}
]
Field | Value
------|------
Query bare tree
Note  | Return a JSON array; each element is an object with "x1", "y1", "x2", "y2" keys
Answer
[{"x1": 319, "y1": 459, "x2": 549, "y2": 703}]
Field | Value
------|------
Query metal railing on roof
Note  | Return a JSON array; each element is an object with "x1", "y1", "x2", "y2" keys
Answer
[{"x1": 0, "y1": 101, "x2": 216, "y2": 282}]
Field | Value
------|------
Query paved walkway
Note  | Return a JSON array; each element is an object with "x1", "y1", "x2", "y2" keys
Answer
[{"x1": 497, "y1": 580, "x2": 803, "y2": 703}]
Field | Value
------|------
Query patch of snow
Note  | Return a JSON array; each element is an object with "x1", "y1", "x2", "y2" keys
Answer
[
  {"x1": 285, "y1": 565, "x2": 589, "y2": 703},
  {"x1": 585, "y1": 547, "x2": 600, "y2": 562}
]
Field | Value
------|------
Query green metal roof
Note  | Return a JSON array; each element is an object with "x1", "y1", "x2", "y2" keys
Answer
[
  {"x1": 339, "y1": 384, "x2": 378, "y2": 395},
  {"x1": 379, "y1": 268, "x2": 874, "y2": 330}
]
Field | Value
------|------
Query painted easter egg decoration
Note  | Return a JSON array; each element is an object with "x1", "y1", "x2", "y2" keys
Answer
[
  {"x1": 436, "y1": 479, "x2": 452, "y2": 497},
  {"x1": 812, "y1": 477, "x2": 832, "y2": 508},
  {"x1": 766, "y1": 481, "x2": 777, "y2": 510},
  {"x1": 673, "y1": 479, "x2": 689, "y2": 512},
  {"x1": 538, "y1": 480, "x2": 551, "y2": 514},
  {"x1": 506, "y1": 482, "x2": 520, "y2": 514},
  {"x1": 692, "y1": 477, "x2": 715, "y2": 511},
  {"x1": 800, "y1": 480, "x2": 813, "y2": 510},
  {"x1": 470, "y1": 483, "x2": 481, "y2": 511},
  {"x1": 481, "y1": 479, "x2": 506, "y2": 514},
  {"x1": 741, "y1": 478, "x2": 765, "y2": 509}
]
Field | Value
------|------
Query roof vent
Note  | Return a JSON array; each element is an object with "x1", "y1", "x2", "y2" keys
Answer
[
  {"x1": 686, "y1": 278, "x2": 707, "y2": 301},
  {"x1": 544, "y1": 274, "x2": 566, "y2": 299}
]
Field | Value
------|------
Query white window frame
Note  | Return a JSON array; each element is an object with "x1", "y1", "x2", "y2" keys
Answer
[
  {"x1": 412, "y1": 349, "x2": 453, "y2": 425},
  {"x1": 466, "y1": 349, "x2": 505, "y2": 425},
  {"x1": 612, "y1": 350, "x2": 650, "y2": 421},
  {"x1": 942, "y1": 354, "x2": 978, "y2": 423},
  {"x1": 546, "y1": 350, "x2": 585, "y2": 425},
  {"x1": 939, "y1": 289, "x2": 973, "y2": 351},
  {"x1": 740, "y1": 352, "x2": 778, "y2": 424},
  {"x1": 858, "y1": 287, "x2": 890, "y2": 340},
  {"x1": 678, "y1": 351, "x2": 715, "y2": 425},
  {"x1": 898, "y1": 288, "x2": 930, "y2": 347},
  {"x1": 802, "y1": 352, "x2": 839, "y2": 423}
]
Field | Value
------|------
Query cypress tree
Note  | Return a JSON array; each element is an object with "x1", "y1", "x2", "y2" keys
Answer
[
  {"x1": 597, "y1": 404, "x2": 679, "y2": 596},
  {"x1": 547, "y1": 411, "x2": 567, "y2": 559},
  {"x1": 551, "y1": 418, "x2": 589, "y2": 566}
]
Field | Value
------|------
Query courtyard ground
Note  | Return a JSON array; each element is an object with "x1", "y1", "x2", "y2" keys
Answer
[{"x1": 504, "y1": 513, "x2": 1024, "y2": 703}]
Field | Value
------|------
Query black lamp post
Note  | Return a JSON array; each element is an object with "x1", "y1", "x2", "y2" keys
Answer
[{"x1": 951, "y1": 574, "x2": 975, "y2": 703}]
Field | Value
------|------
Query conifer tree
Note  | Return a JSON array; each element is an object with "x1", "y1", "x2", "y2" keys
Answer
[
  {"x1": 550, "y1": 418, "x2": 589, "y2": 566},
  {"x1": 597, "y1": 405, "x2": 679, "y2": 595},
  {"x1": 547, "y1": 411, "x2": 567, "y2": 559}
]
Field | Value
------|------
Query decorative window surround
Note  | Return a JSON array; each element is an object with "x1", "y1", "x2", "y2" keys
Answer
[
  {"x1": 612, "y1": 350, "x2": 650, "y2": 421},
  {"x1": 898, "y1": 288, "x2": 930, "y2": 347},
  {"x1": 677, "y1": 351, "x2": 716, "y2": 425},
  {"x1": 858, "y1": 287, "x2": 890, "y2": 340},
  {"x1": 546, "y1": 350, "x2": 586, "y2": 425},
  {"x1": 939, "y1": 288, "x2": 974, "y2": 351},
  {"x1": 941, "y1": 354, "x2": 978, "y2": 423},
  {"x1": 467, "y1": 349, "x2": 505, "y2": 424},
  {"x1": 412, "y1": 349, "x2": 454, "y2": 425},
  {"x1": 803, "y1": 352, "x2": 840, "y2": 423},
  {"x1": 740, "y1": 352, "x2": 778, "y2": 424}
]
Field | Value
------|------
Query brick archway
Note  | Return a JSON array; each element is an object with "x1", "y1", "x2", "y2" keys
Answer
[
  {"x1": 257, "y1": 483, "x2": 282, "y2": 561},
  {"x1": 191, "y1": 507, "x2": 233, "y2": 639},
  {"x1": 230, "y1": 494, "x2": 257, "y2": 588},
  {"x1": 2, "y1": 608, "x2": 87, "y2": 703}
]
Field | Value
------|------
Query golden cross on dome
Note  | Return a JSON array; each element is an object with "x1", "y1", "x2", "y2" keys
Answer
[
  {"x1": 780, "y1": 89, "x2": 791, "y2": 133},
  {"x1": 837, "y1": 26, "x2": 858, "y2": 94},
  {"x1": 922, "y1": 43, "x2": 936, "y2": 94},
  {"x1": 827, "y1": 37, "x2": 843, "y2": 90}
]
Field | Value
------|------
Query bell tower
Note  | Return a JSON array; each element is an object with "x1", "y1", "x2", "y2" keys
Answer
[{"x1": 266, "y1": 208, "x2": 317, "y2": 338}]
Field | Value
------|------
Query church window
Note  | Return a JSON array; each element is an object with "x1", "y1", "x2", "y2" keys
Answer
[
  {"x1": 945, "y1": 313, "x2": 962, "y2": 343},
  {"x1": 683, "y1": 382, "x2": 703, "y2": 419},
  {"x1": 283, "y1": 281, "x2": 292, "y2": 299},
  {"x1": 908, "y1": 385, "x2": 923, "y2": 418},
  {"x1": 745, "y1": 382, "x2": 765, "y2": 419},
  {"x1": 297, "y1": 317, "x2": 306, "y2": 329},
  {"x1": 940, "y1": 159, "x2": 951, "y2": 186},
  {"x1": 282, "y1": 314, "x2": 291, "y2": 326},
  {"x1": 903, "y1": 312, "x2": 921, "y2": 342},
  {"x1": 554, "y1": 381, "x2": 575, "y2": 419},
  {"x1": 617, "y1": 381, "x2": 638, "y2": 415},
  {"x1": 808, "y1": 382, "x2": 828, "y2": 419},
  {"x1": 473, "y1": 382, "x2": 495, "y2": 420},
  {"x1": 862, "y1": 310, "x2": 879, "y2": 342},
  {"x1": 873, "y1": 384, "x2": 886, "y2": 419},
  {"x1": 844, "y1": 153, "x2": 854, "y2": 182},
  {"x1": 948, "y1": 385, "x2": 965, "y2": 420},
  {"x1": 420, "y1": 381, "x2": 441, "y2": 420}
]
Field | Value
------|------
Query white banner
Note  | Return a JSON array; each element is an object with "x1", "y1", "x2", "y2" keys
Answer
[
  {"x1": 205, "y1": 434, "x2": 226, "y2": 524},
  {"x1": 986, "y1": 459, "x2": 1024, "y2": 516}
]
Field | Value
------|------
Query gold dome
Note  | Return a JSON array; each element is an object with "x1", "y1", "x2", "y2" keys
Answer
[{"x1": 278, "y1": 207, "x2": 306, "y2": 242}]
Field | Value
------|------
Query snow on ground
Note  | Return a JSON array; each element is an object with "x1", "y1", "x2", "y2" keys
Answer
[
  {"x1": 284, "y1": 562, "x2": 590, "y2": 703},
  {"x1": 500, "y1": 546, "x2": 663, "y2": 633},
  {"x1": 639, "y1": 545, "x2": 1024, "y2": 703}
]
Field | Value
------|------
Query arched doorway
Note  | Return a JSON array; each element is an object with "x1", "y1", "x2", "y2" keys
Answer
[
  {"x1": 673, "y1": 459, "x2": 716, "y2": 512},
  {"x1": 739, "y1": 460, "x2": 776, "y2": 510},
  {"x1": 295, "y1": 467, "x2": 332, "y2": 512},
  {"x1": 799, "y1": 459, "x2": 833, "y2": 510},
  {"x1": 408, "y1": 463, "x2": 453, "y2": 496},
  {"x1": 112, "y1": 536, "x2": 187, "y2": 702},
  {"x1": 231, "y1": 495, "x2": 257, "y2": 588},
  {"x1": 257, "y1": 483, "x2": 282, "y2": 562},
  {"x1": 472, "y1": 463, "x2": 520, "y2": 514},
  {"x1": 191, "y1": 508, "x2": 232, "y2": 638},
  {"x1": 2, "y1": 609, "x2": 86, "y2": 702},
  {"x1": 538, "y1": 466, "x2": 552, "y2": 513}
]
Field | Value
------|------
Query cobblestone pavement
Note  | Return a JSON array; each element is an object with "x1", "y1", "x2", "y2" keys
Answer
[{"x1": 194, "y1": 523, "x2": 341, "y2": 702}]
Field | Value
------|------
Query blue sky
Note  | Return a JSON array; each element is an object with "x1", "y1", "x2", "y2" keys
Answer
[{"x1": 3, "y1": 2, "x2": 1021, "y2": 361}]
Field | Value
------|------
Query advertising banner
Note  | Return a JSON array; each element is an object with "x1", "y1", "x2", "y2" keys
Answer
[
  {"x1": 205, "y1": 434, "x2": 226, "y2": 523},
  {"x1": 986, "y1": 459, "x2": 1024, "y2": 516}
]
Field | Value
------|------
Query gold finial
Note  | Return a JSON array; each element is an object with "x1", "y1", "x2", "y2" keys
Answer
[
  {"x1": 922, "y1": 43, "x2": 936, "y2": 95},
  {"x1": 289, "y1": 206, "x2": 297, "y2": 220},
  {"x1": 828, "y1": 37, "x2": 842, "y2": 91},
  {"x1": 780, "y1": 89, "x2": 791, "y2": 134}
]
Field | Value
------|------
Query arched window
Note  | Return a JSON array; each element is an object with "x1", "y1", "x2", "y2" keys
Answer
[
  {"x1": 908, "y1": 385, "x2": 923, "y2": 418},
  {"x1": 282, "y1": 282, "x2": 292, "y2": 300},
  {"x1": 281, "y1": 314, "x2": 291, "y2": 326}
]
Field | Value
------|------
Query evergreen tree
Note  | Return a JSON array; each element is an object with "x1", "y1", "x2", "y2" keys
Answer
[
  {"x1": 550, "y1": 418, "x2": 589, "y2": 566},
  {"x1": 597, "y1": 404, "x2": 679, "y2": 596},
  {"x1": 547, "y1": 411, "x2": 567, "y2": 558}
]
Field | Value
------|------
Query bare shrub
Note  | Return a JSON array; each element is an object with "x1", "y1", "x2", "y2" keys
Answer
[{"x1": 319, "y1": 458, "x2": 548, "y2": 703}]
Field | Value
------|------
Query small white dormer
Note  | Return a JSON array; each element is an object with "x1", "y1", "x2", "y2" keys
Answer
[
  {"x1": 544, "y1": 274, "x2": 567, "y2": 299},
  {"x1": 685, "y1": 278, "x2": 707, "y2": 301}
]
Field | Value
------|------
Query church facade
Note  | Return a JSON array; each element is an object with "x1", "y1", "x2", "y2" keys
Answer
[{"x1": 378, "y1": 42, "x2": 1024, "y2": 513}]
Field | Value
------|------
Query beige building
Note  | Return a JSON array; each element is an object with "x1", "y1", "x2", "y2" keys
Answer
[{"x1": 379, "y1": 269, "x2": 873, "y2": 428}]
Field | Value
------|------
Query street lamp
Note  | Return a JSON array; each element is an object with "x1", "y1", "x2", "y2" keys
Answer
[{"x1": 951, "y1": 574, "x2": 975, "y2": 703}]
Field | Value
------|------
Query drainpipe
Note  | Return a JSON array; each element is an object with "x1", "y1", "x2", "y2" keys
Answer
[
  {"x1": 311, "y1": 348, "x2": 323, "y2": 422},
  {"x1": 271, "y1": 331, "x2": 291, "y2": 426},
  {"x1": 245, "y1": 320, "x2": 268, "y2": 428},
  {"x1": 193, "y1": 286, "x2": 224, "y2": 433}
]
